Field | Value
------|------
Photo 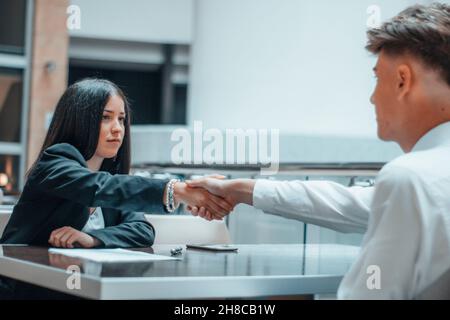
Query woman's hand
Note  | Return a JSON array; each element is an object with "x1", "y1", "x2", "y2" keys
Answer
[
  {"x1": 172, "y1": 182, "x2": 234, "y2": 220},
  {"x1": 48, "y1": 226, "x2": 101, "y2": 248}
]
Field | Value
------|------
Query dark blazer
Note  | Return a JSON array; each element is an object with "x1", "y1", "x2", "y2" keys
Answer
[{"x1": 0, "y1": 143, "x2": 168, "y2": 248}]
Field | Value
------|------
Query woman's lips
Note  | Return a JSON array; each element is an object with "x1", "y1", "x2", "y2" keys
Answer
[{"x1": 107, "y1": 140, "x2": 121, "y2": 144}]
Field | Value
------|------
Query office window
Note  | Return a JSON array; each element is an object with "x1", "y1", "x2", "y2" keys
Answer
[
  {"x1": 0, "y1": 68, "x2": 23, "y2": 143},
  {"x1": 0, "y1": 155, "x2": 20, "y2": 194},
  {"x1": 68, "y1": 64, "x2": 165, "y2": 125},
  {"x1": 0, "y1": 0, "x2": 27, "y2": 54},
  {"x1": 173, "y1": 84, "x2": 187, "y2": 125},
  {"x1": 68, "y1": 41, "x2": 189, "y2": 125}
]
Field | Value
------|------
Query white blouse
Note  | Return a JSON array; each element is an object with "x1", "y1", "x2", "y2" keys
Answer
[{"x1": 81, "y1": 207, "x2": 105, "y2": 233}]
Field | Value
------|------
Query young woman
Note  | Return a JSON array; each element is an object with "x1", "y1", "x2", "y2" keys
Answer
[{"x1": 0, "y1": 78, "x2": 232, "y2": 249}]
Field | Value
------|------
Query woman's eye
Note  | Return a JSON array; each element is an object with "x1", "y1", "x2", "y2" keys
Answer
[
  {"x1": 102, "y1": 115, "x2": 110, "y2": 120},
  {"x1": 119, "y1": 117, "x2": 125, "y2": 123}
]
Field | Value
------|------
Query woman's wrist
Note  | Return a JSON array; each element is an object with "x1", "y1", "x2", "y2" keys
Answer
[
  {"x1": 162, "y1": 179, "x2": 183, "y2": 212},
  {"x1": 172, "y1": 181, "x2": 187, "y2": 206},
  {"x1": 89, "y1": 235, "x2": 102, "y2": 248}
]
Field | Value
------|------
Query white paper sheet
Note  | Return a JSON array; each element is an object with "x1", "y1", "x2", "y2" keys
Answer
[{"x1": 48, "y1": 248, "x2": 178, "y2": 262}]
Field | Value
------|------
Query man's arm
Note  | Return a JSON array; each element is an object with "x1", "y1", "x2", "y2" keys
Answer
[
  {"x1": 187, "y1": 178, "x2": 372, "y2": 233},
  {"x1": 252, "y1": 179, "x2": 371, "y2": 233}
]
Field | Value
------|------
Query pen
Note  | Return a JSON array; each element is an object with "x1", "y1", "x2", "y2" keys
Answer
[{"x1": 170, "y1": 247, "x2": 183, "y2": 256}]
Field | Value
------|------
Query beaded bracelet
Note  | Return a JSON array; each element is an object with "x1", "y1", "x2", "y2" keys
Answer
[{"x1": 165, "y1": 179, "x2": 180, "y2": 213}]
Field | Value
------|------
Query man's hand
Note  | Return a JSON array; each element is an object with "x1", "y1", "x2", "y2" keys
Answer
[{"x1": 49, "y1": 226, "x2": 101, "y2": 248}]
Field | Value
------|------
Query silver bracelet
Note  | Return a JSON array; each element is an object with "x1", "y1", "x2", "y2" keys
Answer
[{"x1": 165, "y1": 179, "x2": 180, "y2": 213}]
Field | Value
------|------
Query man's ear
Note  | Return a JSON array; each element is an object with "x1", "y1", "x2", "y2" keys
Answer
[{"x1": 396, "y1": 64, "x2": 412, "y2": 99}]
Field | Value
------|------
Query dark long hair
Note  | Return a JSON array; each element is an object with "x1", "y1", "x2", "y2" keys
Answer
[{"x1": 27, "y1": 78, "x2": 131, "y2": 177}]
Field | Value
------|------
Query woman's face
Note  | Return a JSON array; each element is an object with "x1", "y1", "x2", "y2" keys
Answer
[{"x1": 95, "y1": 94, "x2": 126, "y2": 159}]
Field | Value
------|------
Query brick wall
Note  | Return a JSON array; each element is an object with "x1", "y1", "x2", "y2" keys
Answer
[{"x1": 27, "y1": 0, "x2": 69, "y2": 168}]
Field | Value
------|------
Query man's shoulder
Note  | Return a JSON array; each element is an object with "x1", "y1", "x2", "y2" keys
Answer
[
  {"x1": 377, "y1": 156, "x2": 421, "y2": 186},
  {"x1": 378, "y1": 162, "x2": 418, "y2": 185},
  {"x1": 378, "y1": 148, "x2": 448, "y2": 186}
]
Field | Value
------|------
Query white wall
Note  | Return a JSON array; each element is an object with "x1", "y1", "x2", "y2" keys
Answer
[
  {"x1": 69, "y1": 0, "x2": 193, "y2": 44},
  {"x1": 64, "y1": 0, "x2": 447, "y2": 163},
  {"x1": 188, "y1": 0, "x2": 427, "y2": 138}
]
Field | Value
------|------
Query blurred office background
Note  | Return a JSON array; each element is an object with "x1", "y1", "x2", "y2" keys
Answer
[{"x1": 1, "y1": 0, "x2": 445, "y2": 246}]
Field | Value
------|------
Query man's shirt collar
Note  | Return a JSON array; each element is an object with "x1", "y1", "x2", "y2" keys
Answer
[{"x1": 412, "y1": 121, "x2": 450, "y2": 152}]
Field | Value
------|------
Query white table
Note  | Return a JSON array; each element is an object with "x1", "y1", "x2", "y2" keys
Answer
[{"x1": 0, "y1": 244, "x2": 359, "y2": 299}]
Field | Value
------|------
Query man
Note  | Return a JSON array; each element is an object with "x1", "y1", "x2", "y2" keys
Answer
[{"x1": 186, "y1": 3, "x2": 450, "y2": 299}]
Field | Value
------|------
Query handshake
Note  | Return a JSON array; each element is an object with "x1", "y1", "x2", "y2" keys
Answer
[{"x1": 173, "y1": 176, "x2": 256, "y2": 221}]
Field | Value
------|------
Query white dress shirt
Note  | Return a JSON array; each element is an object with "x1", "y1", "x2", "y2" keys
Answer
[{"x1": 253, "y1": 121, "x2": 450, "y2": 299}]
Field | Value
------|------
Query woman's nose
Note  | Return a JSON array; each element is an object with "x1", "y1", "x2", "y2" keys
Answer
[{"x1": 111, "y1": 119, "x2": 123, "y2": 133}]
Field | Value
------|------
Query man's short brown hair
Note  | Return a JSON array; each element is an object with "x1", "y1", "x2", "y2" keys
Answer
[{"x1": 366, "y1": 3, "x2": 450, "y2": 86}]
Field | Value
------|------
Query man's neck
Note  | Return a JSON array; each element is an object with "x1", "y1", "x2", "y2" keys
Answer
[{"x1": 400, "y1": 117, "x2": 450, "y2": 153}]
